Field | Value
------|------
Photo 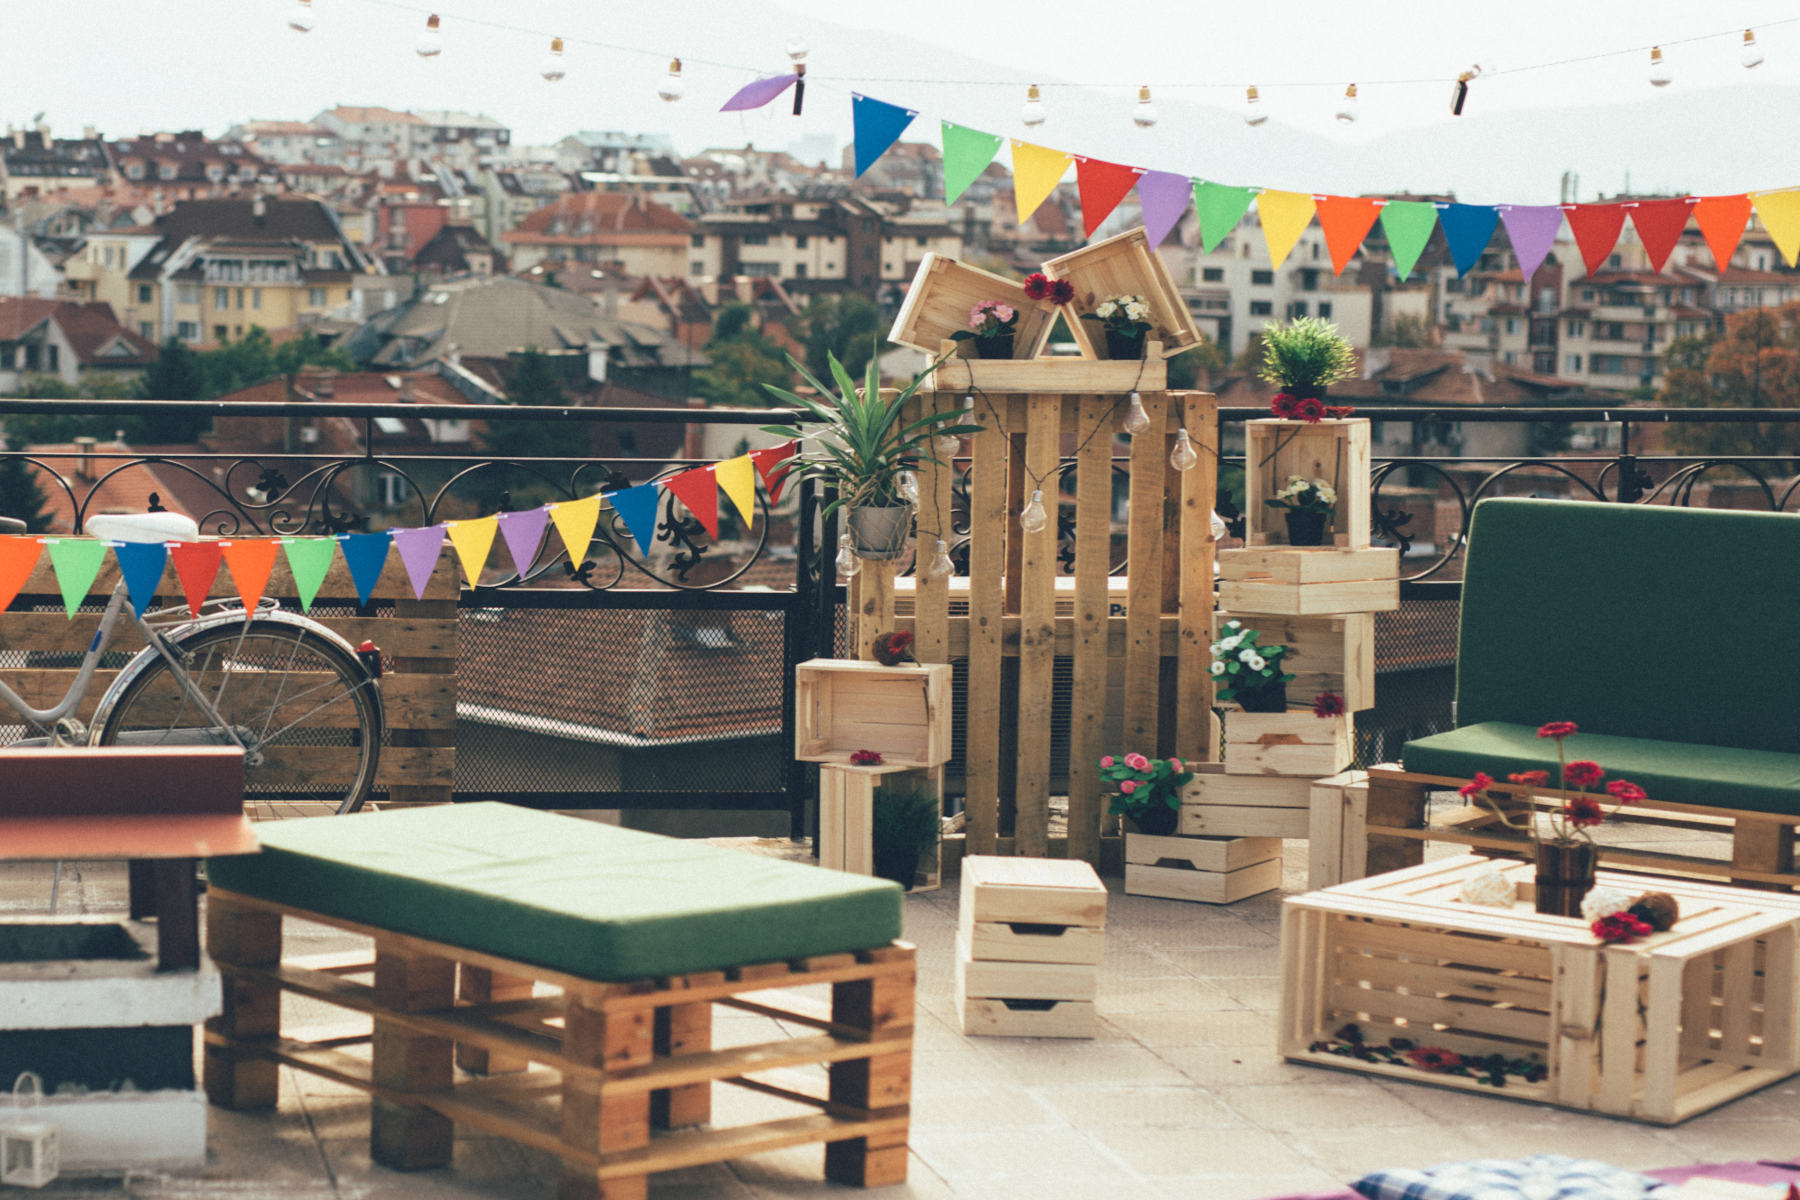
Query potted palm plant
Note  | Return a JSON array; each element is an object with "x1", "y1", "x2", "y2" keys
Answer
[{"x1": 762, "y1": 349, "x2": 979, "y2": 560}]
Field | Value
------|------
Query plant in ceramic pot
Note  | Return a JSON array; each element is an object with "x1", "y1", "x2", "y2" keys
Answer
[
  {"x1": 1264, "y1": 474, "x2": 1338, "y2": 546},
  {"x1": 1210, "y1": 620, "x2": 1293, "y2": 712},
  {"x1": 762, "y1": 348, "x2": 980, "y2": 560},
  {"x1": 1258, "y1": 315, "x2": 1358, "y2": 403},
  {"x1": 1101, "y1": 752, "x2": 1193, "y2": 837},
  {"x1": 870, "y1": 786, "x2": 941, "y2": 890},
  {"x1": 950, "y1": 300, "x2": 1020, "y2": 359},
  {"x1": 1081, "y1": 293, "x2": 1154, "y2": 359}
]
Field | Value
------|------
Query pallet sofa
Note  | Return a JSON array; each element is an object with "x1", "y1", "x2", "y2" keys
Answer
[
  {"x1": 1362, "y1": 498, "x2": 1800, "y2": 889},
  {"x1": 203, "y1": 803, "x2": 913, "y2": 1198}
]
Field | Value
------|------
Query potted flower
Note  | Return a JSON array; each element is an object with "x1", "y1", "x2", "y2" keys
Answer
[
  {"x1": 871, "y1": 786, "x2": 941, "y2": 890},
  {"x1": 1081, "y1": 293, "x2": 1154, "y2": 359},
  {"x1": 1100, "y1": 752, "x2": 1193, "y2": 837},
  {"x1": 1264, "y1": 475, "x2": 1337, "y2": 546},
  {"x1": 950, "y1": 300, "x2": 1020, "y2": 359},
  {"x1": 1210, "y1": 620, "x2": 1293, "y2": 712},
  {"x1": 762, "y1": 348, "x2": 981, "y2": 560},
  {"x1": 1259, "y1": 315, "x2": 1358, "y2": 403}
]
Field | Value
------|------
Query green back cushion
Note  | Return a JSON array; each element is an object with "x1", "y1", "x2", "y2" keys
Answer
[
  {"x1": 206, "y1": 803, "x2": 902, "y2": 981},
  {"x1": 1457, "y1": 499, "x2": 1800, "y2": 753}
]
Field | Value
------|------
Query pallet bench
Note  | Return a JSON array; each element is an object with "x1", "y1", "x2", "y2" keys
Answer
[{"x1": 202, "y1": 803, "x2": 912, "y2": 1198}]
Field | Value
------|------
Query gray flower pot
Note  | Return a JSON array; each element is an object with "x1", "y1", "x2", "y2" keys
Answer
[{"x1": 846, "y1": 503, "x2": 914, "y2": 560}]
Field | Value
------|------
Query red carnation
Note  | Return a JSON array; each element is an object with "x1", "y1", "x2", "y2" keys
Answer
[
  {"x1": 871, "y1": 630, "x2": 916, "y2": 666},
  {"x1": 1294, "y1": 397, "x2": 1327, "y2": 423},
  {"x1": 1564, "y1": 795, "x2": 1605, "y2": 828},
  {"x1": 1537, "y1": 720, "x2": 1579, "y2": 740},
  {"x1": 1507, "y1": 770, "x2": 1550, "y2": 788},
  {"x1": 1023, "y1": 272, "x2": 1052, "y2": 301},
  {"x1": 1457, "y1": 771, "x2": 1493, "y2": 800},
  {"x1": 1404, "y1": 1046, "x2": 1462, "y2": 1071},
  {"x1": 850, "y1": 749, "x2": 884, "y2": 766},
  {"x1": 1050, "y1": 279, "x2": 1075, "y2": 305},
  {"x1": 1606, "y1": 779, "x2": 1646, "y2": 804},
  {"x1": 1324, "y1": 404, "x2": 1357, "y2": 418},
  {"x1": 1271, "y1": 392, "x2": 1299, "y2": 418},
  {"x1": 1592, "y1": 911, "x2": 1653, "y2": 944},
  {"x1": 1312, "y1": 691, "x2": 1345, "y2": 718},
  {"x1": 1564, "y1": 760, "x2": 1604, "y2": 788}
]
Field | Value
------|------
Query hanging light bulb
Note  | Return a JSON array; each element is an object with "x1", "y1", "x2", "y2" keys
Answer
[
  {"x1": 897, "y1": 470, "x2": 919, "y2": 504},
  {"x1": 934, "y1": 432, "x2": 961, "y2": 458},
  {"x1": 1019, "y1": 489, "x2": 1049, "y2": 534},
  {"x1": 1648, "y1": 46, "x2": 1672, "y2": 86},
  {"x1": 785, "y1": 36, "x2": 809, "y2": 64},
  {"x1": 659, "y1": 58, "x2": 685, "y2": 102},
  {"x1": 922, "y1": 538, "x2": 955, "y2": 581},
  {"x1": 1242, "y1": 85, "x2": 1269, "y2": 127},
  {"x1": 1123, "y1": 391, "x2": 1150, "y2": 435},
  {"x1": 415, "y1": 13, "x2": 443, "y2": 58},
  {"x1": 1021, "y1": 84, "x2": 1047, "y2": 128},
  {"x1": 540, "y1": 37, "x2": 566, "y2": 82},
  {"x1": 287, "y1": 0, "x2": 315, "y2": 33},
  {"x1": 1170, "y1": 428, "x2": 1199, "y2": 472},
  {"x1": 836, "y1": 532, "x2": 861, "y2": 578},
  {"x1": 1741, "y1": 29, "x2": 1764, "y2": 70},
  {"x1": 1132, "y1": 85, "x2": 1159, "y2": 128},
  {"x1": 1335, "y1": 83, "x2": 1359, "y2": 124}
]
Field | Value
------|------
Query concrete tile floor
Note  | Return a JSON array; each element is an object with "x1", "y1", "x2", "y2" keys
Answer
[{"x1": 6, "y1": 822, "x2": 1798, "y2": 1200}]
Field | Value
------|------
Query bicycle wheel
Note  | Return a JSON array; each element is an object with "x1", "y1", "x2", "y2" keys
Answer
[{"x1": 96, "y1": 618, "x2": 383, "y2": 819}]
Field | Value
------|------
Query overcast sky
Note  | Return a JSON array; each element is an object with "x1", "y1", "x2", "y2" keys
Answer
[{"x1": 8, "y1": 0, "x2": 1798, "y2": 200}]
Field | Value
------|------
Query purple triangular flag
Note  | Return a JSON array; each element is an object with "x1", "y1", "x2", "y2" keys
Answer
[
  {"x1": 721, "y1": 74, "x2": 798, "y2": 112},
  {"x1": 390, "y1": 525, "x2": 446, "y2": 600},
  {"x1": 496, "y1": 506, "x2": 550, "y2": 578},
  {"x1": 1500, "y1": 205, "x2": 1565, "y2": 282},
  {"x1": 607, "y1": 484, "x2": 661, "y2": 555},
  {"x1": 1137, "y1": 171, "x2": 1193, "y2": 247}
]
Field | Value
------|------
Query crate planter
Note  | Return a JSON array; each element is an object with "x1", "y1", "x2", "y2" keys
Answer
[
  {"x1": 955, "y1": 856, "x2": 1105, "y2": 1039},
  {"x1": 888, "y1": 253, "x2": 1061, "y2": 359},
  {"x1": 817, "y1": 762, "x2": 941, "y2": 892},
  {"x1": 1244, "y1": 418, "x2": 1372, "y2": 549},
  {"x1": 1306, "y1": 769, "x2": 1370, "y2": 889},
  {"x1": 1215, "y1": 610, "x2": 1374, "y2": 712},
  {"x1": 1178, "y1": 762, "x2": 1311, "y2": 838},
  {"x1": 1279, "y1": 856, "x2": 1800, "y2": 1124},
  {"x1": 1217, "y1": 548, "x2": 1399, "y2": 617},
  {"x1": 1124, "y1": 833, "x2": 1282, "y2": 903},
  {"x1": 795, "y1": 658, "x2": 952, "y2": 769},
  {"x1": 1042, "y1": 227, "x2": 1203, "y2": 361},
  {"x1": 1223, "y1": 711, "x2": 1353, "y2": 778}
]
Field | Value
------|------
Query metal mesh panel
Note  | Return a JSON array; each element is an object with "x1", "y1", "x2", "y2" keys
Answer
[{"x1": 1357, "y1": 594, "x2": 1460, "y2": 767}]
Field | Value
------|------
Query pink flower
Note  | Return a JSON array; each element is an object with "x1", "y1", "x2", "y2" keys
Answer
[
  {"x1": 1119, "y1": 780, "x2": 1137, "y2": 794},
  {"x1": 1537, "y1": 720, "x2": 1579, "y2": 740},
  {"x1": 1123, "y1": 753, "x2": 1151, "y2": 771},
  {"x1": 1564, "y1": 760, "x2": 1604, "y2": 788},
  {"x1": 1457, "y1": 771, "x2": 1493, "y2": 800},
  {"x1": 1099, "y1": 755, "x2": 1115, "y2": 768},
  {"x1": 1168, "y1": 758, "x2": 1183, "y2": 773}
]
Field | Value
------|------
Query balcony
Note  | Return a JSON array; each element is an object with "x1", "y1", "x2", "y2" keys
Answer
[{"x1": 201, "y1": 262, "x2": 302, "y2": 285}]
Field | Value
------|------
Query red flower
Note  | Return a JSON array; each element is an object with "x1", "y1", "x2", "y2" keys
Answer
[
  {"x1": 1606, "y1": 779, "x2": 1647, "y2": 804},
  {"x1": 1312, "y1": 691, "x2": 1345, "y2": 718},
  {"x1": 1537, "y1": 720, "x2": 1579, "y2": 740},
  {"x1": 1023, "y1": 272, "x2": 1052, "y2": 301},
  {"x1": 1457, "y1": 771, "x2": 1493, "y2": 799},
  {"x1": 1051, "y1": 279, "x2": 1075, "y2": 305},
  {"x1": 1564, "y1": 760, "x2": 1605, "y2": 788},
  {"x1": 1324, "y1": 404, "x2": 1357, "y2": 418},
  {"x1": 1404, "y1": 1046, "x2": 1462, "y2": 1071},
  {"x1": 850, "y1": 749, "x2": 884, "y2": 766},
  {"x1": 872, "y1": 630, "x2": 916, "y2": 666},
  {"x1": 1592, "y1": 912, "x2": 1653, "y2": 944},
  {"x1": 1294, "y1": 397, "x2": 1326, "y2": 423},
  {"x1": 1270, "y1": 393, "x2": 1298, "y2": 418},
  {"x1": 1564, "y1": 795, "x2": 1605, "y2": 827},
  {"x1": 1507, "y1": 770, "x2": 1550, "y2": 788}
]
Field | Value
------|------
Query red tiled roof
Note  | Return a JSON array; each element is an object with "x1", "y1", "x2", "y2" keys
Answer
[
  {"x1": 21, "y1": 442, "x2": 205, "y2": 535},
  {"x1": 509, "y1": 192, "x2": 692, "y2": 241},
  {"x1": 53, "y1": 302, "x2": 157, "y2": 366}
]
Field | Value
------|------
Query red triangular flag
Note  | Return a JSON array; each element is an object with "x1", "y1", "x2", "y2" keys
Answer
[
  {"x1": 168, "y1": 540, "x2": 223, "y2": 618},
  {"x1": 751, "y1": 441, "x2": 800, "y2": 504},
  {"x1": 1315, "y1": 196, "x2": 1384, "y2": 276},
  {"x1": 1785, "y1": 1182, "x2": 1798, "y2": 1200},
  {"x1": 1693, "y1": 194, "x2": 1754, "y2": 271},
  {"x1": 663, "y1": 466, "x2": 720, "y2": 540},
  {"x1": 1566, "y1": 203, "x2": 1628, "y2": 278},
  {"x1": 220, "y1": 538, "x2": 279, "y2": 613},
  {"x1": 0, "y1": 536, "x2": 43, "y2": 614},
  {"x1": 1074, "y1": 157, "x2": 1143, "y2": 239},
  {"x1": 1629, "y1": 198, "x2": 1693, "y2": 274}
]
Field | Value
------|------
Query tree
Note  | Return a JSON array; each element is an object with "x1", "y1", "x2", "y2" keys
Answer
[
  {"x1": 473, "y1": 348, "x2": 573, "y2": 508},
  {"x1": 1374, "y1": 313, "x2": 1432, "y2": 348},
  {"x1": 0, "y1": 436, "x2": 52, "y2": 531},
  {"x1": 138, "y1": 339, "x2": 206, "y2": 402},
  {"x1": 794, "y1": 294, "x2": 883, "y2": 380},
  {"x1": 1663, "y1": 303, "x2": 1800, "y2": 462},
  {"x1": 693, "y1": 302, "x2": 791, "y2": 408},
  {"x1": 1164, "y1": 337, "x2": 1230, "y2": 391}
]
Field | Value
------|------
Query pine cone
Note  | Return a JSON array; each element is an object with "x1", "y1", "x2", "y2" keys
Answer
[{"x1": 1628, "y1": 891, "x2": 1680, "y2": 932}]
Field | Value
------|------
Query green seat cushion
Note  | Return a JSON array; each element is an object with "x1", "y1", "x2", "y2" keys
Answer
[
  {"x1": 206, "y1": 803, "x2": 902, "y2": 981},
  {"x1": 1403, "y1": 723, "x2": 1800, "y2": 818}
]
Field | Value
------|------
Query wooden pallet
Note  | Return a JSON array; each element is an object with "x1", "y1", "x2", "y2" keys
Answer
[{"x1": 203, "y1": 889, "x2": 916, "y2": 1197}]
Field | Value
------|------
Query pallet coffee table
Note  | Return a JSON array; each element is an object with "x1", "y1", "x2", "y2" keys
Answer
[{"x1": 1279, "y1": 855, "x2": 1800, "y2": 1124}]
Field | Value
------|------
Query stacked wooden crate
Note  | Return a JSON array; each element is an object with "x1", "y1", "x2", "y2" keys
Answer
[{"x1": 955, "y1": 855, "x2": 1106, "y2": 1038}]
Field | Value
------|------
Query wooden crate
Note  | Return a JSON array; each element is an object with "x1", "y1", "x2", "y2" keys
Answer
[
  {"x1": 1218, "y1": 548, "x2": 1398, "y2": 616},
  {"x1": 1215, "y1": 610, "x2": 1374, "y2": 712},
  {"x1": 960, "y1": 854, "x2": 1108, "y2": 928},
  {"x1": 1306, "y1": 769, "x2": 1369, "y2": 889},
  {"x1": 1179, "y1": 763, "x2": 1311, "y2": 838},
  {"x1": 817, "y1": 763, "x2": 941, "y2": 892},
  {"x1": 1223, "y1": 711, "x2": 1353, "y2": 777},
  {"x1": 1244, "y1": 418, "x2": 1372, "y2": 549},
  {"x1": 926, "y1": 342, "x2": 1168, "y2": 393},
  {"x1": 960, "y1": 918, "x2": 1105, "y2": 966},
  {"x1": 888, "y1": 253, "x2": 1062, "y2": 359},
  {"x1": 1279, "y1": 856, "x2": 1800, "y2": 1124},
  {"x1": 1041, "y1": 227, "x2": 1203, "y2": 360},
  {"x1": 952, "y1": 985, "x2": 1096, "y2": 1039},
  {"x1": 954, "y1": 933, "x2": 1099, "y2": 1001},
  {"x1": 957, "y1": 855, "x2": 1104, "y2": 1039},
  {"x1": 795, "y1": 658, "x2": 952, "y2": 769},
  {"x1": 1124, "y1": 832, "x2": 1282, "y2": 903}
]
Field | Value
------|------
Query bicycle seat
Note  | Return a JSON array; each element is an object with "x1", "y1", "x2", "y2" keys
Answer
[
  {"x1": 86, "y1": 512, "x2": 202, "y2": 543},
  {"x1": 0, "y1": 517, "x2": 25, "y2": 535}
]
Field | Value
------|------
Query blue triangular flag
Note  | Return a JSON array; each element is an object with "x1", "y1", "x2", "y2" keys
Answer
[
  {"x1": 113, "y1": 540, "x2": 169, "y2": 618},
  {"x1": 339, "y1": 531, "x2": 392, "y2": 607},
  {"x1": 1439, "y1": 203, "x2": 1500, "y2": 277},
  {"x1": 852, "y1": 94, "x2": 918, "y2": 178},
  {"x1": 607, "y1": 484, "x2": 661, "y2": 555}
]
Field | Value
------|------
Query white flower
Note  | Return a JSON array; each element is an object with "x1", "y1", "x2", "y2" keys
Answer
[
  {"x1": 1209, "y1": 642, "x2": 1222, "y2": 655},
  {"x1": 1095, "y1": 300, "x2": 1117, "y2": 318},
  {"x1": 1209, "y1": 661, "x2": 1226, "y2": 676},
  {"x1": 1245, "y1": 653, "x2": 1266, "y2": 671},
  {"x1": 1314, "y1": 482, "x2": 1337, "y2": 505},
  {"x1": 1220, "y1": 634, "x2": 1242, "y2": 651},
  {"x1": 1581, "y1": 886, "x2": 1634, "y2": 922},
  {"x1": 1124, "y1": 302, "x2": 1150, "y2": 322},
  {"x1": 1225, "y1": 620, "x2": 1241, "y2": 630}
]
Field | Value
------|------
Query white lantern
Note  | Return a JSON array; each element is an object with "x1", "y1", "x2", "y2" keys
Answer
[{"x1": 0, "y1": 1073, "x2": 58, "y2": 1189}]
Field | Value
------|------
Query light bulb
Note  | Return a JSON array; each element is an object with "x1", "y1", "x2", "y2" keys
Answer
[
  {"x1": 934, "y1": 432, "x2": 960, "y2": 458},
  {"x1": 1335, "y1": 83, "x2": 1359, "y2": 124},
  {"x1": 897, "y1": 470, "x2": 919, "y2": 504},
  {"x1": 836, "y1": 533, "x2": 860, "y2": 578},
  {"x1": 1648, "y1": 46, "x2": 1672, "y2": 87},
  {"x1": 1170, "y1": 427, "x2": 1198, "y2": 472},
  {"x1": 1133, "y1": 85, "x2": 1158, "y2": 128},
  {"x1": 1021, "y1": 84, "x2": 1046, "y2": 128},
  {"x1": 415, "y1": 13, "x2": 443, "y2": 58},
  {"x1": 923, "y1": 538, "x2": 955, "y2": 581},
  {"x1": 1741, "y1": 30, "x2": 1764, "y2": 70},
  {"x1": 1243, "y1": 85, "x2": 1268, "y2": 127},
  {"x1": 1123, "y1": 391, "x2": 1150, "y2": 435},
  {"x1": 287, "y1": 0, "x2": 315, "y2": 33},
  {"x1": 540, "y1": 37, "x2": 566, "y2": 82},
  {"x1": 785, "y1": 36, "x2": 809, "y2": 64},
  {"x1": 1019, "y1": 489, "x2": 1048, "y2": 534},
  {"x1": 659, "y1": 58, "x2": 685, "y2": 102}
]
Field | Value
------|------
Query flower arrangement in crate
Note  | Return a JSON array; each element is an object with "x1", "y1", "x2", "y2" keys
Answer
[
  {"x1": 951, "y1": 300, "x2": 1020, "y2": 360},
  {"x1": 1022, "y1": 271, "x2": 1074, "y2": 306},
  {"x1": 1100, "y1": 752, "x2": 1193, "y2": 837},
  {"x1": 1264, "y1": 474, "x2": 1338, "y2": 547},
  {"x1": 1082, "y1": 293, "x2": 1154, "y2": 359},
  {"x1": 1209, "y1": 620, "x2": 1293, "y2": 712}
]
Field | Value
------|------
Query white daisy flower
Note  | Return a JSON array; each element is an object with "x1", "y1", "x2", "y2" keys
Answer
[
  {"x1": 1225, "y1": 620, "x2": 1241, "y2": 630},
  {"x1": 1209, "y1": 661, "x2": 1226, "y2": 676},
  {"x1": 1244, "y1": 653, "x2": 1266, "y2": 671},
  {"x1": 1220, "y1": 634, "x2": 1242, "y2": 651},
  {"x1": 1238, "y1": 648, "x2": 1259, "y2": 663}
]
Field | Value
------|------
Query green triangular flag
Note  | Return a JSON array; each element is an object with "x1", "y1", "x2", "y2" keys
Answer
[
  {"x1": 47, "y1": 538, "x2": 109, "y2": 618},
  {"x1": 942, "y1": 122, "x2": 1004, "y2": 204},
  {"x1": 282, "y1": 537, "x2": 337, "y2": 612},
  {"x1": 1195, "y1": 182, "x2": 1257, "y2": 253},
  {"x1": 1380, "y1": 200, "x2": 1440, "y2": 280}
]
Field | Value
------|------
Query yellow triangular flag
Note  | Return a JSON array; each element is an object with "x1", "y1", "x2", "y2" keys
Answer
[
  {"x1": 549, "y1": 495, "x2": 603, "y2": 564},
  {"x1": 716, "y1": 455, "x2": 757, "y2": 526},
  {"x1": 1011, "y1": 141, "x2": 1073, "y2": 224},
  {"x1": 445, "y1": 516, "x2": 498, "y2": 587},
  {"x1": 1752, "y1": 190, "x2": 1800, "y2": 266},
  {"x1": 1257, "y1": 189, "x2": 1318, "y2": 269}
]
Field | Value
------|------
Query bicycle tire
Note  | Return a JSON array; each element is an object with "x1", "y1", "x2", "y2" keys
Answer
[{"x1": 95, "y1": 617, "x2": 383, "y2": 818}]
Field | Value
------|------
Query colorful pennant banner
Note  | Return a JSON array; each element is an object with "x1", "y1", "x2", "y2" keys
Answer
[
  {"x1": 941, "y1": 123, "x2": 1003, "y2": 205},
  {"x1": 851, "y1": 95, "x2": 917, "y2": 178},
  {"x1": 1011, "y1": 141, "x2": 1072, "y2": 224}
]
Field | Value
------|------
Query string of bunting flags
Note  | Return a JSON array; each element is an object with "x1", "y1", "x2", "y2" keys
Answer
[
  {"x1": 719, "y1": 78, "x2": 1800, "y2": 279},
  {"x1": 0, "y1": 442, "x2": 799, "y2": 618}
]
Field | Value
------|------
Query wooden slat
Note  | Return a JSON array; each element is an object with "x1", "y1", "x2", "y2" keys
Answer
[
  {"x1": 0, "y1": 612, "x2": 456, "y2": 659},
  {"x1": 1012, "y1": 394, "x2": 1059, "y2": 858},
  {"x1": 964, "y1": 408, "x2": 1007, "y2": 855},
  {"x1": 0, "y1": 668, "x2": 453, "y2": 729},
  {"x1": 913, "y1": 390, "x2": 953, "y2": 666},
  {"x1": 1176, "y1": 392, "x2": 1218, "y2": 760},
  {"x1": 387, "y1": 595, "x2": 456, "y2": 805},
  {"x1": 891, "y1": 612, "x2": 1180, "y2": 659},
  {"x1": 1121, "y1": 391, "x2": 1166, "y2": 751},
  {"x1": 1065, "y1": 396, "x2": 1112, "y2": 867},
  {"x1": 251, "y1": 744, "x2": 452, "y2": 789}
]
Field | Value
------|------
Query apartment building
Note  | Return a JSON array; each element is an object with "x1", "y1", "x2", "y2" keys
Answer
[
  {"x1": 1180, "y1": 216, "x2": 1374, "y2": 356},
  {"x1": 689, "y1": 194, "x2": 959, "y2": 297},
  {"x1": 226, "y1": 119, "x2": 342, "y2": 167},
  {"x1": 107, "y1": 132, "x2": 274, "y2": 200},
  {"x1": 0, "y1": 125, "x2": 112, "y2": 203},
  {"x1": 502, "y1": 192, "x2": 691, "y2": 276}
]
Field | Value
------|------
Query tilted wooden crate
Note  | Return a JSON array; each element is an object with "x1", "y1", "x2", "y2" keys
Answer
[
  {"x1": 1244, "y1": 418, "x2": 1372, "y2": 549},
  {"x1": 1124, "y1": 832, "x2": 1282, "y2": 903},
  {"x1": 795, "y1": 658, "x2": 952, "y2": 769},
  {"x1": 1214, "y1": 610, "x2": 1375, "y2": 712},
  {"x1": 888, "y1": 253, "x2": 1061, "y2": 359},
  {"x1": 1217, "y1": 547, "x2": 1398, "y2": 616},
  {"x1": 1223, "y1": 711, "x2": 1353, "y2": 778},
  {"x1": 1041, "y1": 227, "x2": 1203, "y2": 360},
  {"x1": 1179, "y1": 763, "x2": 1311, "y2": 838},
  {"x1": 956, "y1": 855, "x2": 1105, "y2": 1038}
]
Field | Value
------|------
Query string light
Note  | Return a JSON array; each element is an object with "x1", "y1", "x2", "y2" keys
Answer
[
  {"x1": 1020, "y1": 84, "x2": 1047, "y2": 127},
  {"x1": 659, "y1": 58, "x2": 685, "y2": 102},
  {"x1": 1648, "y1": 46, "x2": 1672, "y2": 86},
  {"x1": 1170, "y1": 428, "x2": 1198, "y2": 472},
  {"x1": 1450, "y1": 68, "x2": 1476, "y2": 116},
  {"x1": 1242, "y1": 85, "x2": 1268, "y2": 126},
  {"x1": 1019, "y1": 490, "x2": 1048, "y2": 534},
  {"x1": 786, "y1": 36, "x2": 808, "y2": 116},
  {"x1": 836, "y1": 532, "x2": 861, "y2": 578},
  {"x1": 897, "y1": 470, "x2": 919, "y2": 504},
  {"x1": 540, "y1": 36, "x2": 566, "y2": 82},
  {"x1": 1741, "y1": 29, "x2": 1764, "y2": 69},
  {"x1": 1122, "y1": 391, "x2": 1150, "y2": 435},
  {"x1": 287, "y1": 0, "x2": 315, "y2": 33},
  {"x1": 1132, "y1": 85, "x2": 1158, "y2": 128},
  {"x1": 922, "y1": 538, "x2": 955, "y2": 581},
  {"x1": 415, "y1": 13, "x2": 443, "y2": 58},
  {"x1": 785, "y1": 36, "x2": 809, "y2": 63},
  {"x1": 1335, "y1": 83, "x2": 1359, "y2": 124}
]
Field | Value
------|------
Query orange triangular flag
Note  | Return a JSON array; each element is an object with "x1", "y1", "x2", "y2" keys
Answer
[
  {"x1": 1693, "y1": 194, "x2": 1753, "y2": 271},
  {"x1": 1314, "y1": 196, "x2": 1384, "y2": 276},
  {"x1": 0, "y1": 536, "x2": 42, "y2": 614},
  {"x1": 663, "y1": 466, "x2": 720, "y2": 540},
  {"x1": 220, "y1": 538, "x2": 279, "y2": 613},
  {"x1": 168, "y1": 540, "x2": 223, "y2": 618}
]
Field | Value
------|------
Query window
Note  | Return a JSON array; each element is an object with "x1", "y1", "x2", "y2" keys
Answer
[
  {"x1": 45, "y1": 346, "x2": 58, "y2": 371},
  {"x1": 741, "y1": 262, "x2": 778, "y2": 276},
  {"x1": 215, "y1": 287, "x2": 230, "y2": 310},
  {"x1": 794, "y1": 234, "x2": 808, "y2": 249},
  {"x1": 251, "y1": 288, "x2": 261, "y2": 310},
  {"x1": 690, "y1": 234, "x2": 704, "y2": 247},
  {"x1": 377, "y1": 471, "x2": 408, "y2": 509},
  {"x1": 741, "y1": 233, "x2": 770, "y2": 246},
  {"x1": 158, "y1": 163, "x2": 176, "y2": 180},
  {"x1": 1506, "y1": 318, "x2": 1518, "y2": 334},
  {"x1": 1566, "y1": 319, "x2": 1584, "y2": 337},
  {"x1": 236, "y1": 288, "x2": 246, "y2": 310},
  {"x1": 794, "y1": 263, "x2": 807, "y2": 278},
  {"x1": 1288, "y1": 301, "x2": 1308, "y2": 318},
  {"x1": 177, "y1": 284, "x2": 200, "y2": 305},
  {"x1": 1566, "y1": 354, "x2": 1582, "y2": 372},
  {"x1": 1249, "y1": 300, "x2": 1273, "y2": 316},
  {"x1": 137, "y1": 284, "x2": 152, "y2": 304},
  {"x1": 1581, "y1": 289, "x2": 1595, "y2": 302},
  {"x1": 22, "y1": 346, "x2": 38, "y2": 370},
  {"x1": 178, "y1": 321, "x2": 199, "y2": 341},
  {"x1": 915, "y1": 236, "x2": 927, "y2": 247},
  {"x1": 1317, "y1": 302, "x2": 1332, "y2": 319},
  {"x1": 214, "y1": 324, "x2": 229, "y2": 341},
  {"x1": 1250, "y1": 269, "x2": 1274, "y2": 286},
  {"x1": 139, "y1": 321, "x2": 154, "y2": 339},
  {"x1": 1202, "y1": 268, "x2": 1224, "y2": 282},
  {"x1": 690, "y1": 260, "x2": 704, "y2": 275},
  {"x1": 1503, "y1": 351, "x2": 1516, "y2": 365}
]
